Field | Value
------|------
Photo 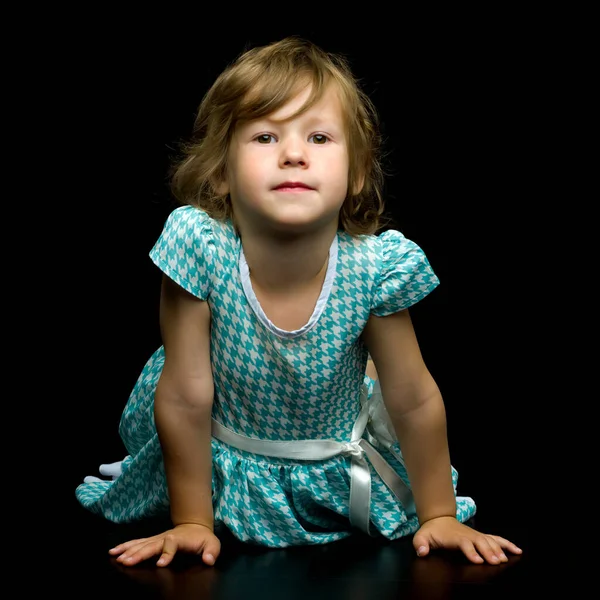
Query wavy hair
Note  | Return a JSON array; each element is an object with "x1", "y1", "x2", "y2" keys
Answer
[{"x1": 170, "y1": 36, "x2": 390, "y2": 235}]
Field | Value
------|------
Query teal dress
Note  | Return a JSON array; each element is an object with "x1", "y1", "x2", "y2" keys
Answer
[{"x1": 76, "y1": 205, "x2": 476, "y2": 547}]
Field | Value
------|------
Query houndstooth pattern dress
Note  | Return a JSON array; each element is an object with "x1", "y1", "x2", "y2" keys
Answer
[{"x1": 75, "y1": 205, "x2": 476, "y2": 547}]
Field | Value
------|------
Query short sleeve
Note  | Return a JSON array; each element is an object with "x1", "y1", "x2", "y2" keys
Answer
[
  {"x1": 370, "y1": 230, "x2": 440, "y2": 316},
  {"x1": 149, "y1": 205, "x2": 214, "y2": 300}
]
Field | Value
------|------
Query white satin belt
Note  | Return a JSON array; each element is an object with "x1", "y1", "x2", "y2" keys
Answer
[{"x1": 211, "y1": 382, "x2": 415, "y2": 536}]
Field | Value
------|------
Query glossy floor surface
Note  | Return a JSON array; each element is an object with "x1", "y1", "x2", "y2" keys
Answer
[{"x1": 69, "y1": 501, "x2": 532, "y2": 599}]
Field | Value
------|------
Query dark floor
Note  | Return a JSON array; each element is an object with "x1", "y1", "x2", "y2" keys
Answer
[{"x1": 68, "y1": 499, "x2": 533, "y2": 599}]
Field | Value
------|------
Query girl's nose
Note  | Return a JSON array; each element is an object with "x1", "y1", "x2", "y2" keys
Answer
[{"x1": 279, "y1": 137, "x2": 308, "y2": 168}]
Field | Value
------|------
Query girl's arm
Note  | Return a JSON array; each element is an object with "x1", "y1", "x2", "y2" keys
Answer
[
  {"x1": 361, "y1": 309, "x2": 456, "y2": 525},
  {"x1": 154, "y1": 274, "x2": 215, "y2": 530}
]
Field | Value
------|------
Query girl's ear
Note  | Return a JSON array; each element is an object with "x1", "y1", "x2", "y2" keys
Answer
[
  {"x1": 215, "y1": 180, "x2": 230, "y2": 196},
  {"x1": 212, "y1": 173, "x2": 230, "y2": 196}
]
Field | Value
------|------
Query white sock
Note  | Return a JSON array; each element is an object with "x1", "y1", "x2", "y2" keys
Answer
[
  {"x1": 99, "y1": 460, "x2": 123, "y2": 479},
  {"x1": 83, "y1": 458, "x2": 126, "y2": 483},
  {"x1": 83, "y1": 475, "x2": 103, "y2": 483}
]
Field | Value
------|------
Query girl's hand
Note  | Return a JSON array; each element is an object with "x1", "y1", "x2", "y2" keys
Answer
[
  {"x1": 413, "y1": 516, "x2": 522, "y2": 565},
  {"x1": 109, "y1": 523, "x2": 221, "y2": 568}
]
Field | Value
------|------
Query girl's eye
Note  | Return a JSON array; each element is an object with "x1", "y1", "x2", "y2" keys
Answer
[
  {"x1": 255, "y1": 134, "x2": 275, "y2": 144},
  {"x1": 310, "y1": 134, "x2": 329, "y2": 144}
]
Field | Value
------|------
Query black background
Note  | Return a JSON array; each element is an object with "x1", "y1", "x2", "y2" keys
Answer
[{"x1": 45, "y1": 16, "x2": 540, "y2": 551}]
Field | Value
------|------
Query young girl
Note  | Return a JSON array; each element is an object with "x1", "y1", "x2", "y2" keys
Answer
[{"x1": 76, "y1": 36, "x2": 521, "y2": 568}]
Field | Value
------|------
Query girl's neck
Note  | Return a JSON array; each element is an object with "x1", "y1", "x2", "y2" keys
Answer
[{"x1": 239, "y1": 222, "x2": 337, "y2": 294}]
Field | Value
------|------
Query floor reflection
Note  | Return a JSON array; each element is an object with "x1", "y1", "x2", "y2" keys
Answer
[{"x1": 109, "y1": 524, "x2": 523, "y2": 600}]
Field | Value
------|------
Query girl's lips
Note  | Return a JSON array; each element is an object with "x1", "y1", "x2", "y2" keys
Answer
[
  {"x1": 274, "y1": 182, "x2": 315, "y2": 191},
  {"x1": 275, "y1": 181, "x2": 313, "y2": 190}
]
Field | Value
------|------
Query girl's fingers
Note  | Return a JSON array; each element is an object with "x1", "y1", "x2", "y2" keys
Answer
[
  {"x1": 484, "y1": 537, "x2": 509, "y2": 562},
  {"x1": 452, "y1": 533, "x2": 523, "y2": 565},
  {"x1": 109, "y1": 536, "x2": 153, "y2": 555},
  {"x1": 117, "y1": 540, "x2": 163, "y2": 566},
  {"x1": 458, "y1": 538, "x2": 484, "y2": 564},
  {"x1": 114, "y1": 543, "x2": 144, "y2": 563},
  {"x1": 202, "y1": 538, "x2": 221, "y2": 566},
  {"x1": 156, "y1": 534, "x2": 179, "y2": 567},
  {"x1": 489, "y1": 535, "x2": 523, "y2": 555},
  {"x1": 474, "y1": 537, "x2": 505, "y2": 564}
]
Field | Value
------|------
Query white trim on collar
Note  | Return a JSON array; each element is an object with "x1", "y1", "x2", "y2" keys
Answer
[{"x1": 239, "y1": 234, "x2": 339, "y2": 339}]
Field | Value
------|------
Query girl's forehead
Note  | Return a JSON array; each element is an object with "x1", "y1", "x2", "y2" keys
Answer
[
  {"x1": 273, "y1": 86, "x2": 343, "y2": 122},
  {"x1": 242, "y1": 84, "x2": 346, "y2": 127}
]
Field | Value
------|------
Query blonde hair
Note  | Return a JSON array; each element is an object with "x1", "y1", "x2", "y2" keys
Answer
[{"x1": 170, "y1": 36, "x2": 390, "y2": 235}]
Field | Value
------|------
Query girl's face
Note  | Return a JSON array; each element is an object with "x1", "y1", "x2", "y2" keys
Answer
[{"x1": 223, "y1": 84, "x2": 350, "y2": 236}]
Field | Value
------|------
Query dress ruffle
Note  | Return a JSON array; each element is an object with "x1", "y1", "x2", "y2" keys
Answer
[{"x1": 76, "y1": 422, "x2": 476, "y2": 548}]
